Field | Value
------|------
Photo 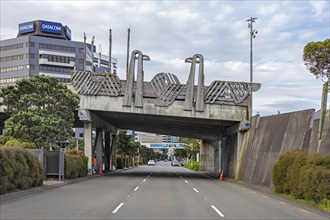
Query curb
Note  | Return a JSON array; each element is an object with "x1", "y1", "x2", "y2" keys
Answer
[
  {"x1": 201, "y1": 172, "x2": 329, "y2": 217},
  {"x1": 0, "y1": 168, "x2": 130, "y2": 203}
]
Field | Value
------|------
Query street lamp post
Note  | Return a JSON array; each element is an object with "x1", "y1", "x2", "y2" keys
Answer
[{"x1": 246, "y1": 17, "x2": 258, "y2": 119}]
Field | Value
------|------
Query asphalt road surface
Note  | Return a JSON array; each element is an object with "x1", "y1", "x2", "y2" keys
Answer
[{"x1": 1, "y1": 161, "x2": 328, "y2": 219}]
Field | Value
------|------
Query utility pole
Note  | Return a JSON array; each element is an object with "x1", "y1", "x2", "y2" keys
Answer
[
  {"x1": 109, "y1": 29, "x2": 112, "y2": 74},
  {"x1": 91, "y1": 36, "x2": 95, "y2": 72},
  {"x1": 83, "y1": 33, "x2": 86, "y2": 71},
  {"x1": 246, "y1": 17, "x2": 258, "y2": 119}
]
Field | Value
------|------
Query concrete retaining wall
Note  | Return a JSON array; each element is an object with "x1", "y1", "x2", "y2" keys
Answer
[
  {"x1": 308, "y1": 110, "x2": 330, "y2": 155},
  {"x1": 238, "y1": 109, "x2": 317, "y2": 187}
]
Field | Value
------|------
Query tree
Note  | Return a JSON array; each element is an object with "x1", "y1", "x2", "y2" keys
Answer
[
  {"x1": 179, "y1": 137, "x2": 201, "y2": 160},
  {"x1": 303, "y1": 39, "x2": 330, "y2": 139},
  {"x1": 0, "y1": 75, "x2": 80, "y2": 149},
  {"x1": 303, "y1": 39, "x2": 330, "y2": 80}
]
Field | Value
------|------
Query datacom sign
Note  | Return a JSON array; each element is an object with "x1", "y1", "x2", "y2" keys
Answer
[
  {"x1": 65, "y1": 26, "x2": 72, "y2": 40},
  {"x1": 19, "y1": 21, "x2": 34, "y2": 34},
  {"x1": 40, "y1": 21, "x2": 62, "y2": 35}
]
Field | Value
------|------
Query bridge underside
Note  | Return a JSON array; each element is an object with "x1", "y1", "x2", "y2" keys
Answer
[{"x1": 93, "y1": 110, "x2": 236, "y2": 140}]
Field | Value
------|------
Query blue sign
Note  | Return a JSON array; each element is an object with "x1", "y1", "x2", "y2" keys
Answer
[
  {"x1": 19, "y1": 21, "x2": 34, "y2": 34},
  {"x1": 66, "y1": 26, "x2": 71, "y2": 40},
  {"x1": 40, "y1": 21, "x2": 62, "y2": 35},
  {"x1": 149, "y1": 143, "x2": 184, "y2": 149}
]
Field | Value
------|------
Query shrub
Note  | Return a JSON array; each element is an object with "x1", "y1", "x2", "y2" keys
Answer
[
  {"x1": 184, "y1": 161, "x2": 200, "y2": 171},
  {"x1": 6, "y1": 139, "x2": 37, "y2": 149},
  {"x1": 273, "y1": 150, "x2": 308, "y2": 194},
  {"x1": 116, "y1": 157, "x2": 123, "y2": 169},
  {"x1": 0, "y1": 146, "x2": 43, "y2": 195},
  {"x1": 0, "y1": 135, "x2": 10, "y2": 145},
  {"x1": 64, "y1": 150, "x2": 88, "y2": 179},
  {"x1": 273, "y1": 150, "x2": 330, "y2": 207}
]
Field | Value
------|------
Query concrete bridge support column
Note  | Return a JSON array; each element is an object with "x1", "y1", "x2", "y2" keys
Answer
[
  {"x1": 95, "y1": 128, "x2": 104, "y2": 173},
  {"x1": 104, "y1": 131, "x2": 111, "y2": 171},
  {"x1": 110, "y1": 134, "x2": 117, "y2": 170},
  {"x1": 84, "y1": 122, "x2": 92, "y2": 174},
  {"x1": 200, "y1": 140, "x2": 216, "y2": 171}
]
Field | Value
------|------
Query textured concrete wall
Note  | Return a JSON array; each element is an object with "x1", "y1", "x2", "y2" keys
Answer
[
  {"x1": 309, "y1": 110, "x2": 330, "y2": 155},
  {"x1": 200, "y1": 140, "x2": 216, "y2": 171},
  {"x1": 239, "y1": 109, "x2": 315, "y2": 187}
]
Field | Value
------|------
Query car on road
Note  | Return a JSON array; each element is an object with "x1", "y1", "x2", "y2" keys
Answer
[
  {"x1": 180, "y1": 161, "x2": 189, "y2": 167},
  {"x1": 147, "y1": 160, "x2": 155, "y2": 166},
  {"x1": 171, "y1": 160, "x2": 180, "y2": 166}
]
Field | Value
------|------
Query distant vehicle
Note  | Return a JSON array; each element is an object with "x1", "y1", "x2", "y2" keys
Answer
[
  {"x1": 171, "y1": 160, "x2": 180, "y2": 166},
  {"x1": 180, "y1": 161, "x2": 189, "y2": 166},
  {"x1": 164, "y1": 159, "x2": 167, "y2": 162},
  {"x1": 147, "y1": 160, "x2": 155, "y2": 166}
]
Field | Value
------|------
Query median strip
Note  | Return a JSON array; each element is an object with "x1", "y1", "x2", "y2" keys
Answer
[
  {"x1": 112, "y1": 203, "x2": 124, "y2": 213},
  {"x1": 211, "y1": 205, "x2": 224, "y2": 217}
]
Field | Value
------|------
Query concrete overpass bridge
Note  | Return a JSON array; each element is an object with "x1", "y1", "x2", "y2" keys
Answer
[{"x1": 71, "y1": 51, "x2": 261, "y2": 177}]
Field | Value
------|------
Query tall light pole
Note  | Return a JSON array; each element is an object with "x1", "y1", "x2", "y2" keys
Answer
[{"x1": 246, "y1": 17, "x2": 257, "y2": 119}]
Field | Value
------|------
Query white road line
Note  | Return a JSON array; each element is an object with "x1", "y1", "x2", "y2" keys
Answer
[
  {"x1": 143, "y1": 179, "x2": 147, "y2": 182},
  {"x1": 211, "y1": 205, "x2": 225, "y2": 217},
  {"x1": 112, "y1": 203, "x2": 124, "y2": 214},
  {"x1": 184, "y1": 180, "x2": 189, "y2": 183},
  {"x1": 134, "y1": 186, "x2": 139, "y2": 191},
  {"x1": 193, "y1": 188, "x2": 199, "y2": 193}
]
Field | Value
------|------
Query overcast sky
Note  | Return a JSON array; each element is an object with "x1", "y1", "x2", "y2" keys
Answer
[{"x1": 1, "y1": 0, "x2": 329, "y2": 116}]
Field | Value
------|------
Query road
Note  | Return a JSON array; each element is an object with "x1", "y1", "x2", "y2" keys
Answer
[{"x1": 1, "y1": 161, "x2": 328, "y2": 219}]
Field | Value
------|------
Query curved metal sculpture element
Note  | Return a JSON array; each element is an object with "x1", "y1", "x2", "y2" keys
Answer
[
  {"x1": 71, "y1": 70, "x2": 121, "y2": 96},
  {"x1": 151, "y1": 72, "x2": 184, "y2": 107},
  {"x1": 204, "y1": 81, "x2": 261, "y2": 104},
  {"x1": 184, "y1": 54, "x2": 205, "y2": 112},
  {"x1": 123, "y1": 50, "x2": 150, "y2": 107}
]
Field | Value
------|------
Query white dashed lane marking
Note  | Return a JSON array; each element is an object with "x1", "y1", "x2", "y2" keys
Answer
[
  {"x1": 112, "y1": 203, "x2": 124, "y2": 214},
  {"x1": 211, "y1": 205, "x2": 225, "y2": 217},
  {"x1": 133, "y1": 186, "x2": 139, "y2": 191}
]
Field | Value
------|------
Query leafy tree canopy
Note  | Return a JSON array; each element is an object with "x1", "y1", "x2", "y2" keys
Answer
[
  {"x1": 303, "y1": 39, "x2": 330, "y2": 80},
  {"x1": 0, "y1": 75, "x2": 80, "y2": 148}
]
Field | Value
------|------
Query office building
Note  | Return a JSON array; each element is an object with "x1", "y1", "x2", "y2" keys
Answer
[{"x1": 0, "y1": 20, "x2": 117, "y2": 86}]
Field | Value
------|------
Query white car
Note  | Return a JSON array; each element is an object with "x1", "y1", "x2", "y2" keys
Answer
[{"x1": 147, "y1": 160, "x2": 155, "y2": 166}]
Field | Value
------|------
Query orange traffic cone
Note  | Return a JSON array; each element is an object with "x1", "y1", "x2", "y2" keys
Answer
[
  {"x1": 219, "y1": 170, "x2": 224, "y2": 181},
  {"x1": 98, "y1": 165, "x2": 103, "y2": 174}
]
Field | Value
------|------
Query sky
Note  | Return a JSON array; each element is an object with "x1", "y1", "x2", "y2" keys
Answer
[{"x1": 1, "y1": 0, "x2": 329, "y2": 116}]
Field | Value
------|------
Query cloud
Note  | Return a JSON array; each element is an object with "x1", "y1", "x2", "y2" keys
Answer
[
  {"x1": 257, "y1": 3, "x2": 280, "y2": 16},
  {"x1": 0, "y1": 0, "x2": 329, "y2": 116},
  {"x1": 309, "y1": 0, "x2": 328, "y2": 18}
]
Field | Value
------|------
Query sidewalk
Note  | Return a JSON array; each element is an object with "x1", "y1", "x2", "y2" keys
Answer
[
  {"x1": 0, "y1": 171, "x2": 114, "y2": 203},
  {"x1": 201, "y1": 171, "x2": 329, "y2": 217}
]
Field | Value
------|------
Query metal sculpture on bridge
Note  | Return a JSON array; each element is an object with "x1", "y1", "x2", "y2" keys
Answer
[
  {"x1": 184, "y1": 54, "x2": 205, "y2": 112},
  {"x1": 71, "y1": 51, "x2": 261, "y2": 111},
  {"x1": 123, "y1": 50, "x2": 150, "y2": 107},
  {"x1": 150, "y1": 72, "x2": 184, "y2": 107}
]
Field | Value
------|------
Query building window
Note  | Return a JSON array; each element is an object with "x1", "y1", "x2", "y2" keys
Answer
[
  {"x1": 0, "y1": 65, "x2": 25, "y2": 73},
  {"x1": 25, "y1": 42, "x2": 35, "y2": 47}
]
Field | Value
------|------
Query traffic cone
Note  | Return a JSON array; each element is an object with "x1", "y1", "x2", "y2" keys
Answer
[
  {"x1": 98, "y1": 164, "x2": 103, "y2": 174},
  {"x1": 219, "y1": 170, "x2": 224, "y2": 181}
]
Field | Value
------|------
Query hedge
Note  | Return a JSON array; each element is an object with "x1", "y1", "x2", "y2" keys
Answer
[
  {"x1": 273, "y1": 150, "x2": 330, "y2": 204},
  {"x1": 184, "y1": 161, "x2": 200, "y2": 171},
  {"x1": 64, "y1": 150, "x2": 88, "y2": 179},
  {"x1": 0, "y1": 146, "x2": 43, "y2": 195}
]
